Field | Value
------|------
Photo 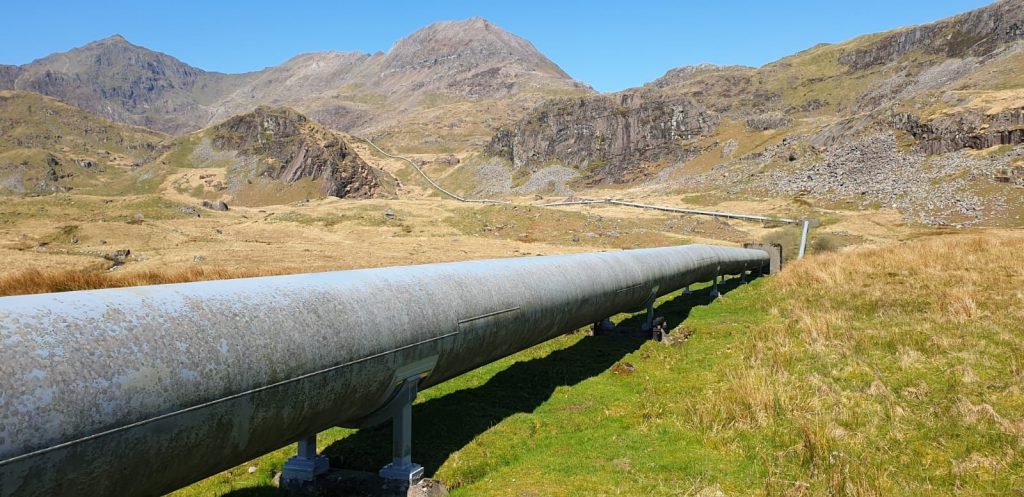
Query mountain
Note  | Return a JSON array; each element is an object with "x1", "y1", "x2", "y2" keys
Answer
[
  {"x1": 0, "y1": 90, "x2": 165, "y2": 194},
  {"x1": 484, "y1": 0, "x2": 1024, "y2": 225},
  {"x1": 153, "y1": 106, "x2": 395, "y2": 205},
  {"x1": 4, "y1": 35, "x2": 245, "y2": 135},
  {"x1": 0, "y1": 19, "x2": 590, "y2": 149},
  {"x1": 211, "y1": 17, "x2": 591, "y2": 150}
]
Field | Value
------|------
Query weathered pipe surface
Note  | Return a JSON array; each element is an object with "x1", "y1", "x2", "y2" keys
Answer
[{"x1": 0, "y1": 244, "x2": 767, "y2": 497}]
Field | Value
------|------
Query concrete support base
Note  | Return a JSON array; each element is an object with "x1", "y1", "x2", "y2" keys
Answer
[
  {"x1": 281, "y1": 435, "x2": 330, "y2": 488},
  {"x1": 379, "y1": 462, "x2": 425, "y2": 483}
]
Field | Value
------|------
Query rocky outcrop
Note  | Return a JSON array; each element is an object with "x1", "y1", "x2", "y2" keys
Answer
[
  {"x1": 487, "y1": 92, "x2": 719, "y2": 182},
  {"x1": 746, "y1": 112, "x2": 793, "y2": 131},
  {"x1": 209, "y1": 107, "x2": 385, "y2": 198},
  {"x1": 647, "y1": 64, "x2": 754, "y2": 90},
  {"x1": 893, "y1": 108, "x2": 1024, "y2": 154},
  {"x1": 838, "y1": 0, "x2": 1024, "y2": 70},
  {"x1": 0, "y1": 65, "x2": 18, "y2": 89}
]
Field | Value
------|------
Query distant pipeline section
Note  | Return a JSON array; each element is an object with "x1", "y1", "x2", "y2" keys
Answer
[{"x1": 0, "y1": 244, "x2": 768, "y2": 496}]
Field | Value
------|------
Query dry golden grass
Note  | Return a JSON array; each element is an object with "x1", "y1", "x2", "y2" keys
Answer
[
  {"x1": 0, "y1": 267, "x2": 284, "y2": 297},
  {"x1": 710, "y1": 230, "x2": 1024, "y2": 495}
]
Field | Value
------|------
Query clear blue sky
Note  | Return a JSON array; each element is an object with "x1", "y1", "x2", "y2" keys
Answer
[{"x1": 1, "y1": 0, "x2": 994, "y2": 92}]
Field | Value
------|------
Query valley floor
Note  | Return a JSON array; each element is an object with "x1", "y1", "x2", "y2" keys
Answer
[{"x1": 1, "y1": 167, "x2": 1020, "y2": 496}]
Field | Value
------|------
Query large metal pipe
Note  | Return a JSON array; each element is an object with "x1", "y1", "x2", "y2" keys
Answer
[{"x1": 0, "y1": 244, "x2": 767, "y2": 497}]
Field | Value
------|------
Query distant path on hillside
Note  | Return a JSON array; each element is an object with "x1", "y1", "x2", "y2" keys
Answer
[{"x1": 357, "y1": 137, "x2": 507, "y2": 204}]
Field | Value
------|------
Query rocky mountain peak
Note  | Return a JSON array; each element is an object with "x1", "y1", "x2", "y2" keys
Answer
[
  {"x1": 9, "y1": 32, "x2": 219, "y2": 134},
  {"x1": 97, "y1": 34, "x2": 130, "y2": 45},
  {"x1": 380, "y1": 17, "x2": 570, "y2": 79}
]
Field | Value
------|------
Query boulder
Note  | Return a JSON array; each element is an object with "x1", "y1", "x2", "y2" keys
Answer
[{"x1": 202, "y1": 200, "x2": 229, "y2": 211}]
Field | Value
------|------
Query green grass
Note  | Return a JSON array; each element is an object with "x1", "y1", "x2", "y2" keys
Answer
[{"x1": 164, "y1": 135, "x2": 200, "y2": 169}]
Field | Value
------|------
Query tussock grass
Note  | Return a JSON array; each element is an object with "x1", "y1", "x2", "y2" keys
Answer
[{"x1": 0, "y1": 267, "x2": 280, "y2": 297}]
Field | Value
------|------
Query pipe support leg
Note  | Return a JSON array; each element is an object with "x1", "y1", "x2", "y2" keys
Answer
[{"x1": 379, "y1": 377, "x2": 424, "y2": 483}]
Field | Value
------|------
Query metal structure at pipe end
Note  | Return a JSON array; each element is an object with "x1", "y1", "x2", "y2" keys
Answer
[{"x1": 798, "y1": 220, "x2": 811, "y2": 259}]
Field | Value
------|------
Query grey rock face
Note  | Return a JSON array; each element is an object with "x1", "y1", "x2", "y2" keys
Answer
[
  {"x1": 746, "y1": 112, "x2": 793, "y2": 131},
  {"x1": 0, "y1": 65, "x2": 18, "y2": 89},
  {"x1": 838, "y1": 0, "x2": 1024, "y2": 70},
  {"x1": 488, "y1": 92, "x2": 719, "y2": 182},
  {"x1": 209, "y1": 106, "x2": 385, "y2": 199},
  {"x1": 893, "y1": 108, "x2": 1024, "y2": 154}
]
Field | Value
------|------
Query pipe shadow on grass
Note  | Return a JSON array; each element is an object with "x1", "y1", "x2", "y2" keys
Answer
[
  {"x1": 613, "y1": 272, "x2": 759, "y2": 332},
  {"x1": 220, "y1": 274, "x2": 759, "y2": 495},
  {"x1": 317, "y1": 334, "x2": 645, "y2": 477},
  {"x1": 317, "y1": 276, "x2": 759, "y2": 476}
]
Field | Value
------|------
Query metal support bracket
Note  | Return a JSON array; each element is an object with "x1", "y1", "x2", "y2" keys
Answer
[
  {"x1": 378, "y1": 376, "x2": 424, "y2": 483},
  {"x1": 709, "y1": 274, "x2": 721, "y2": 299},
  {"x1": 281, "y1": 435, "x2": 330, "y2": 486},
  {"x1": 641, "y1": 298, "x2": 656, "y2": 332},
  {"x1": 592, "y1": 318, "x2": 616, "y2": 336},
  {"x1": 798, "y1": 219, "x2": 810, "y2": 259}
]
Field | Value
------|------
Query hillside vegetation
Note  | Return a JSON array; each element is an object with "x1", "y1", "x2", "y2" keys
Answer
[
  {"x1": 0, "y1": 91, "x2": 164, "y2": 194},
  {"x1": 159, "y1": 230, "x2": 1023, "y2": 496}
]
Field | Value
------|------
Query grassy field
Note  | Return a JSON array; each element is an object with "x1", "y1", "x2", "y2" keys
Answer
[{"x1": 161, "y1": 230, "x2": 1023, "y2": 496}]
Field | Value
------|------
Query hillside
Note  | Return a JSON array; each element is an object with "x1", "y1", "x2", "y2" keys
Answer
[
  {"x1": 154, "y1": 106, "x2": 395, "y2": 206},
  {"x1": 0, "y1": 19, "x2": 590, "y2": 150},
  {"x1": 0, "y1": 90, "x2": 165, "y2": 194},
  {"x1": 483, "y1": 0, "x2": 1024, "y2": 226}
]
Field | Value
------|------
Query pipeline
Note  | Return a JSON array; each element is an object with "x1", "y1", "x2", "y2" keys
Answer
[
  {"x1": 357, "y1": 137, "x2": 507, "y2": 204},
  {"x1": 542, "y1": 198, "x2": 813, "y2": 258},
  {"x1": 0, "y1": 244, "x2": 768, "y2": 496}
]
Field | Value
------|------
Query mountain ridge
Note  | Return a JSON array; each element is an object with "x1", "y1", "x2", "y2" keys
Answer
[{"x1": 0, "y1": 18, "x2": 590, "y2": 148}]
